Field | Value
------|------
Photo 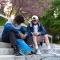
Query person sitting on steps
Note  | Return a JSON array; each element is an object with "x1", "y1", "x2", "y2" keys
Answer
[
  {"x1": 27, "y1": 15, "x2": 51, "y2": 54},
  {"x1": 2, "y1": 15, "x2": 32, "y2": 55}
]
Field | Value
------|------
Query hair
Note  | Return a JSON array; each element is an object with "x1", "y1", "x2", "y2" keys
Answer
[{"x1": 14, "y1": 15, "x2": 24, "y2": 24}]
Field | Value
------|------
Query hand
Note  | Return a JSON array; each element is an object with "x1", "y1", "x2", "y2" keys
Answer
[
  {"x1": 32, "y1": 32, "x2": 38, "y2": 36},
  {"x1": 38, "y1": 32, "x2": 41, "y2": 35},
  {"x1": 19, "y1": 33, "x2": 26, "y2": 39},
  {"x1": 32, "y1": 32, "x2": 41, "y2": 36}
]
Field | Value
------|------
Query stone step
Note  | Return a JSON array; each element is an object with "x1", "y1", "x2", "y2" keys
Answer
[
  {"x1": 0, "y1": 47, "x2": 60, "y2": 55},
  {"x1": 0, "y1": 54, "x2": 60, "y2": 60},
  {"x1": 0, "y1": 26, "x2": 4, "y2": 41},
  {"x1": 0, "y1": 42, "x2": 60, "y2": 55},
  {"x1": 0, "y1": 42, "x2": 54, "y2": 48},
  {"x1": 0, "y1": 55, "x2": 26, "y2": 60},
  {"x1": 0, "y1": 48, "x2": 14, "y2": 55},
  {"x1": 0, "y1": 55, "x2": 15, "y2": 60},
  {"x1": 0, "y1": 42, "x2": 11, "y2": 48},
  {"x1": 53, "y1": 48, "x2": 60, "y2": 54}
]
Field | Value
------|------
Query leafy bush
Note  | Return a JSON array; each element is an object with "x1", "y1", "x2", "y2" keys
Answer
[
  {"x1": 0, "y1": 16, "x2": 7, "y2": 26},
  {"x1": 39, "y1": 0, "x2": 60, "y2": 43}
]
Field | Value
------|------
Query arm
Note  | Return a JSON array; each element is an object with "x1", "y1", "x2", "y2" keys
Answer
[
  {"x1": 4, "y1": 23, "x2": 20, "y2": 35},
  {"x1": 4, "y1": 23, "x2": 27, "y2": 39}
]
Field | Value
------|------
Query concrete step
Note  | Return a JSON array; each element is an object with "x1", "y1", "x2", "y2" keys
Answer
[
  {"x1": 0, "y1": 42, "x2": 14, "y2": 55},
  {"x1": 0, "y1": 42, "x2": 60, "y2": 55},
  {"x1": 0, "y1": 54, "x2": 60, "y2": 60},
  {"x1": 0, "y1": 26, "x2": 4, "y2": 41},
  {"x1": 0, "y1": 55, "x2": 15, "y2": 60},
  {"x1": 0, "y1": 47, "x2": 60, "y2": 55},
  {"x1": 0, "y1": 55, "x2": 25, "y2": 60},
  {"x1": 0, "y1": 48, "x2": 14, "y2": 55},
  {"x1": 0, "y1": 42, "x2": 11, "y2": 48},
  {"x1": 53, "y1": 48, "x2": 60, "y2": 54}
]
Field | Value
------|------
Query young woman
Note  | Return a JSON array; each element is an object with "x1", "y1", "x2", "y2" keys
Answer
[{"x1": 2, "y1": 15, "x2": 32, "y2": 55}]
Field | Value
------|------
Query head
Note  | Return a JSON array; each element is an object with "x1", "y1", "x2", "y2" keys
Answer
[
  {"x1": 31, "y1": 15, "x2": 39, "y2": 25},
  {"x1": 13, "y1": 15, "x2": 24, "y2": 25}
]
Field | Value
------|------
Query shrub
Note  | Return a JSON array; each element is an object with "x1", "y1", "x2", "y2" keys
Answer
[{"x1": 0, "y1": 16, "x2": 7, "y2": 26}]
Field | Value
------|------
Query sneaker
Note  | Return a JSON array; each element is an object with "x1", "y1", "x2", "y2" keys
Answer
[
  {"x1": 47, "y1": 45, "x2": 51, "y2": 50},
  {"x1": 13, "y1": 46, "x2": 22, "y2": 56},
  {"x1": 31, "y1": 51, "x2": 36, "y2": 54},
  {"x1": 36, "y1": 49, "x2": 41, "y2": 55}
]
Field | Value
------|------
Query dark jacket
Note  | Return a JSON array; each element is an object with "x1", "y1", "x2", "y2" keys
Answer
[
  {"x1": 27, "y1": 22, "x2": 47, "y2": 36},
  {"x1": 2, "y1": 22, "x2": 27, "y2": 39}
]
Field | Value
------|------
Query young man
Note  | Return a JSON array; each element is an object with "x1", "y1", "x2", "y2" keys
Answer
[
  {"x1": 27, "y1": 15, "x2": 51, "y2": 54},
  {"x1": 2, "y1": 15, "x2": 32, "y2": 55}
]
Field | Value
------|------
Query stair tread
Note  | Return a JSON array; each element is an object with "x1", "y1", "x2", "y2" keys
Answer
[{"x1": 0, "y1": 42, "x2": 11, "y2": 48}]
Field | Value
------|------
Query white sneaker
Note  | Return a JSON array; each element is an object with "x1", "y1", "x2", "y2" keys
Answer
[
  {"x1": 36, "y1": 49, "x2": 41, "y2": 55},
  {"x1": 47, "y1": 45, "x2": 51, "y2": 50}
]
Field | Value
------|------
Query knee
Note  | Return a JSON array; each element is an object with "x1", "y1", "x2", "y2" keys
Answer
[{"x1": 44, "y1": 34, "x2": 48, "y2": 38}]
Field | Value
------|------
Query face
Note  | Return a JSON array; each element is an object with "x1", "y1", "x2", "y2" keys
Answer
[{"x1": 32, "y1": 19, "x2": 39, "y2": 25}]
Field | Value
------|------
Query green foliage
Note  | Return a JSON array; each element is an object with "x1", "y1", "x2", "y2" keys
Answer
[
  {"x1": 39, "y1": 0, "x2": 60, "y2": 43},
  {"x1": 52, "y1": 0, "x2": 60, "y2": 7},
  {"x1": 0, "y1": 16, "x2": 7, "y2": 26},
  {"x1": 40, "y1": 10, "x2": 60, "y2": 34}
]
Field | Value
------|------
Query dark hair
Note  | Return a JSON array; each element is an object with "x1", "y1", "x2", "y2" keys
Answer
[{"x1": 14, "y1": 15, "x2": 24, "y2": 24}]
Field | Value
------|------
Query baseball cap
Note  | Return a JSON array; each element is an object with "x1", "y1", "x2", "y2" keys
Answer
[{"x1": 32, "y1": 15, "x2": 39, "y2": 21}]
